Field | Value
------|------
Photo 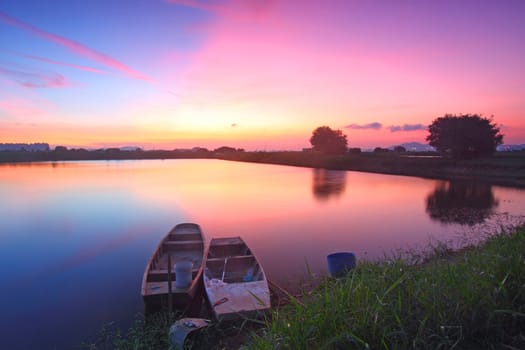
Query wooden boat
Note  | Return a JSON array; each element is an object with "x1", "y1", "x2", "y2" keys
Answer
[
  {"x1": 141, "y1": 223, "x2": 205, "y2": 306},
  {"x1": 203, "y1": 236, "x2": 271, "y2": 321}
]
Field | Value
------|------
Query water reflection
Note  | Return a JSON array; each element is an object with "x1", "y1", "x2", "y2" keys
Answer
[
  {"x1": 2, "y1": 160, "x2": 524, "y2": 349},
  {"x1": 312, "y1": 168, "x2": 346, "y2": 201},
  {"x1": 426, "y1": 181, "x2": 499, "y2": 225}
]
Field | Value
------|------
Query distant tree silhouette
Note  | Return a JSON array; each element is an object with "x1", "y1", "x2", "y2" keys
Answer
[
  {"x1": 348, "y1": 147, "x2": 361, "y2": 154},
  {"x1": 54, "y1": 146, "x2": 68, "y2": 152},
  {"x1": 213, "y1": 146, "x2": 237, "y2": 153},
  {"x1": 373, "y1": 147, "x2": 389, "y2": 153},
  {"x1": 394, "y1": 145, "x2": 406, "y2": 153},
  {"x1": 427, "y1": 114, "x2": 503, "y2": 158},
  {"x1": 309, "y1": 126, "x2": 348, "y2": 155},
  {"x1": 426, "y1": 181, "x2": 498, "y2": 226}
]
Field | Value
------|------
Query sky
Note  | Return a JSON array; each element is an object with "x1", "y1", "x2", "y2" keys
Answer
[{"x1": 1, "y1": 0, "x2": 524, "y2": 150}]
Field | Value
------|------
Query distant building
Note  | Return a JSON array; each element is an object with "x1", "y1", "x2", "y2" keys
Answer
[{"x1": 0, "y1": 143, "x2": 50, "y2": 152}]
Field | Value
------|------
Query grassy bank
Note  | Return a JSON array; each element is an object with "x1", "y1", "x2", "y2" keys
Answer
[
  {"x1": 218, "y1": 151, "x2": 525, "y2": 188},
  {"x1": 3, "y1": 150, "x2": 525, "y2": 188},
  {"x1": 249, "y1": 226, "x2": 525, "y2": 349},
  {"x1": 84, "y1": 227, "x2": 525, "y2": 349}
]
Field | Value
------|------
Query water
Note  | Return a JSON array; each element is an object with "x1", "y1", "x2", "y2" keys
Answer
[{"x1": 1, "y1": 159, "x2": 523, "y2": 348}]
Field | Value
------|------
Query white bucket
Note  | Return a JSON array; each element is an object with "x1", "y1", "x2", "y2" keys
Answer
[{"x1": 175, "y1": 261, "x2": 193, "y2": 289}]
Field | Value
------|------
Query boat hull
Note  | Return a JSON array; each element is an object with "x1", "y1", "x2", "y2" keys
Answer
[
  {"x1": 141, "y1": 223, "x2": 205, "y2": 307},
  {"x1": 203, "y1": 237, "x2": 271, "y2": 321}
]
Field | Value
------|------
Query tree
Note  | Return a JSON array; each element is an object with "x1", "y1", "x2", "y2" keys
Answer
[
  {"x1": 426, "y1": 114, "x2": 503, "y2": 158},
  {"x1": 309, "y1": 126, "x2": 348, "y2": 155},
  {"x1": 373, "y1": 147, "x2": 389, "y2": 153},
  {"x1": 213, "y1": 146, "x2": 237, "y2": 153}
]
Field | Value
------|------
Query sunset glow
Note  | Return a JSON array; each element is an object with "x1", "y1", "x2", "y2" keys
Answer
[{"x1": 1, "y1": 0, "x2": 524, "y2": 150}]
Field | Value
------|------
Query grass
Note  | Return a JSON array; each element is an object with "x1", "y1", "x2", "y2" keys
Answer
[
  {"x1": 248, "y1": 226, "x2": 525, "y2": 349},
  {"x1": 81, "y1": 308, "x2": 266, "y2": 350},
  {"x1": 81, "y1": 312, "x2": 171, "y2": 350}
]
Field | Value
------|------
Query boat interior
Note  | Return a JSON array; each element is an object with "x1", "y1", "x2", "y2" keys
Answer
[
  {"x1": 146, "y1": 232, "x2": 204, "y2": 283},
  {"x1": 206, "y1": 238, "x2": 264, "y2": 283}
]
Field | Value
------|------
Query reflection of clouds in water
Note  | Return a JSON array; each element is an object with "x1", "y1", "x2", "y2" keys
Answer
[
  {"x1": 6, "y1": 225, "x2": 149, "y2": 290},
  {"x1": 312, "y1": 169, "x2": 347, "y2": 202},
  {"x1": 426, "y1": 181, "x2": 499, "y2": 226}
]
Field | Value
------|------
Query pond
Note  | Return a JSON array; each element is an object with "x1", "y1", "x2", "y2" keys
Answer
[{"x1": 0, "y1": 159, "x2": 523, "y2": 348}]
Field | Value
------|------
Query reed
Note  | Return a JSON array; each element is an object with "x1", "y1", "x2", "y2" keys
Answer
[
  {"x1": 81, "y1": 312, "x2": 171, "y2": 350},
  {"x1": 248, "y1": 226, "x2": 525, "y2": 349}
]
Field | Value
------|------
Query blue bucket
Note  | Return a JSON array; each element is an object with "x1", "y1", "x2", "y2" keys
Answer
[{"x1": 327, "y1": 252, "x2": 356, "y2": 277}]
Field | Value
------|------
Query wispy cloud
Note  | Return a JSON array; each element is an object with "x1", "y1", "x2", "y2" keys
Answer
[
  {"x1": 0, "y1": 67, "x2": 68, "y2": 88},
  {"x1": 0, "y1": 98, "x2": 46, "y2": 117},
  {"x1": 166, "y1": 0, "x2": 222, "y2": 13},
  {"x1": 11, "y1": 52, "x2": 104, "y2": 74},
  {"x1": 345, "y1": 122, "x2": 427, "y2": 133},
  {"x1": 345, "y1": 122, "x2": 383, "y2": 130},
  {"x1": 388, "y1": 124, "x2": 426, "y2": 132},
  {"x1": 166, "y1": 0, "x2": 276, "y2": 21},
  {"x1": 0, "y1": 11, "x2": 149, "y2": 80}
]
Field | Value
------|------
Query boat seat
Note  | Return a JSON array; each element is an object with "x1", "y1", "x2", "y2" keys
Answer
[
  {"x1": 208, "y1": 242, "x2": 251, "y2": 258},
  {"x1": 147, "y1": 268, "x2": 200, "y2": 282},
  {"x1": 206, "y1": 255, "x2": 262, "y2": 283},
  {"x1": 163, "y1": 240, "x2": 204, "y2": 251},
  {"x1": 206, "y1": 254, "x2": 253, "y2": 263},
  {"x1": 168, "y1": 233, "x2": 202, "y2": 241}
]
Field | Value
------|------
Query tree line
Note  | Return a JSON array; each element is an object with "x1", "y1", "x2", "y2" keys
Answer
[{"x1": 310, "y1": 114, "x2": 503, "y2": 159}]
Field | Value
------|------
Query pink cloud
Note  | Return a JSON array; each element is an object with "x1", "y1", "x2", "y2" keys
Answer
[
  {"x1": 167, "y1": 0, "x2": 277, "y2": 21},
  {"x1": 14, "y1": 52, "x2": 104, "y2": 74},
  {"x1": 0, "y1": 67, "x2": 69, "y2": 88},
  {"x1": 0, "y1": 98, "x2": 49, "y2": 118},
  {"x1": 346, "y1": 122, "x2": 383, "y2": 130},
  {"x1": 388, "y1": 124, "x2": 427, "y2": 133},
  {"x1": 162, "y1": 1, "x2": 525, "y2": 147},
  {"x1": 0, "y1": 11, "x2": 149, "y2": 81},
  {"x1": 166, "y1": 1, "x2": 439, "y2": 112}
]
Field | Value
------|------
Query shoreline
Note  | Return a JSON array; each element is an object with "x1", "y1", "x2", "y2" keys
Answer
[
  {"x1": 249, "y1": 226, "x2": 525, "y2": 349},
  {"x1": 83, "y1": 225, "x2": 525, "y2": 349},
  {"x1": 218, "y1": 151, "x2": 525, "y2": 188},
  {"x1": 2, "y1": 150, "x2": 525, "y2": 188}
]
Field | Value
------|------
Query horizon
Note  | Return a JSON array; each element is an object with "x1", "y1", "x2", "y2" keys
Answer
[
  {"x1": 1, "y1": 1, "x2": 525, "y2": 149},
  {"x1": 4, "y1": 140, "x2": 525, "y2": 153}
]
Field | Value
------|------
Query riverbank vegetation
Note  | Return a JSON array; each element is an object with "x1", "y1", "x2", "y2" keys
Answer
[
  {"x1": 218, "y1": 151, "x2": 525, "y2": 188},
  {"x1": 84, "y1": 226, "x2": 525, "y2": 349},
  {"x1": 250, "y1": 226, "x2": 525, "y2": 349},
  {"x1": 2, "y1": 148, "x2": 525, "y2": 188}
]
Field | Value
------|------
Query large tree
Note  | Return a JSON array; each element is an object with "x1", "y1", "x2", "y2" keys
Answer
[
  {"x1": 310, "y1": 126, "x2": 348, "y2": 155},
  {"x1": 426, "y1": 114, "x2": 503, "y2": 158}
]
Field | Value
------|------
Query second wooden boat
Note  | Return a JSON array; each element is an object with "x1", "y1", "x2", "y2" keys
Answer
[
  {"x1": 203, "y1": 236, "x2": 271, "y2": 321},
  {"x1": 141, "y1": 223, "x2": 205, "y2": 306}
]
